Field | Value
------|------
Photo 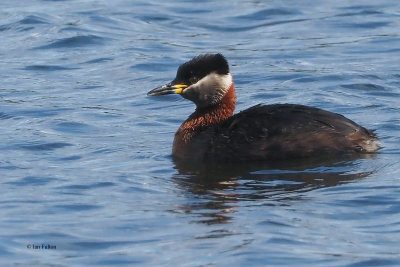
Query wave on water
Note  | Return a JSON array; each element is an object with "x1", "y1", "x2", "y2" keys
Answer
[{"x1": 34, "y1": 35, "x2": 107, "y2": 49}]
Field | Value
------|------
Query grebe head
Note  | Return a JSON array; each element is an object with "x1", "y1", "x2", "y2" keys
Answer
[{"x1": 147, "y1": 53, "x2": 233, "y2": 108}]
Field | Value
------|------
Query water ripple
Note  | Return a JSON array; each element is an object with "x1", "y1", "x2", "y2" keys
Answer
[
  {"x1": 52, "y1": 121, "x2": 97, "y2": 135},
  {"x1": 24, "y1": 65, "x2": 79, "y2": 71},
  {"x1": 199, "y1": 18, "x2": 309, "y2": 32},
  {"x1": 236, "y1": 8, "x2": 301, "y2": 20},
  {"x1": 341, "y1": 83, "x2": 385, "y2": 90},
  {"x1": 0, "y1": 15, "x2": 50, "y2": 32},
  {"x1": 335, "y1": 10, "x2": 383, "y2": 17},
  {"x1": 53, "y1": 204, "x2": 101, "y2": 211},
  {"x1": 35, "y1": 35, "x2": 107, "y2": 49},
  {"x1": 56, "y1": 182, "x2": 115, "y2": 191},
  {"x1": 83, "y1": 57, "x2": 113, "y2": 64},
  {"x1": 19, "y1": 15, "x2": 50, "y2": 25},
  {"x1": 0, "y1": 112, "x2": 13, "y2": 120},
  {"x1": 18, "y1": 142, "x2": 73, "y2": 151},
  {"x1": 5, "y1": 176, "x2": 57, "y2": 186},
  {"x1": 340, "y1": 21, "x2": 391, "y2": 29}
]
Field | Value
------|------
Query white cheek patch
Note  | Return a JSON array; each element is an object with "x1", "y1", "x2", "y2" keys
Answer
[
  {"x1": 219, "y1": 73, "x2": 233, "y2": 93},
  {"x1": 183, "y1": 72, "x2": 233, "y2": 107},
  {"x1": 191, "y1": 73, "x2": 231, "y2": 91},
  {"x1": 192, "y1": 72, "x2": 232, "y2": 93}
]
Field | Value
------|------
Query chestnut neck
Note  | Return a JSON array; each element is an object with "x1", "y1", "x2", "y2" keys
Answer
[{"x1": 176, "y1": 83, "x2": 236, "y2": 143}]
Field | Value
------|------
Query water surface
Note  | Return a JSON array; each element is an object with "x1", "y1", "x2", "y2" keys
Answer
[{"x1": 1, "y1": 0, "x2": 400, "y2": 266}]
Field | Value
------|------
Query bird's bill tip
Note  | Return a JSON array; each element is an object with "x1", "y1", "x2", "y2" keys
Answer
[{"x1": 147, "y1": 83, "x2": 188, "y2": 96}]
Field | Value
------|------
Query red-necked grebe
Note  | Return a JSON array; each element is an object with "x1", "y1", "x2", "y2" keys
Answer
[{"x1": 147, "y1": 53, "x2": 379, "y2": 162}]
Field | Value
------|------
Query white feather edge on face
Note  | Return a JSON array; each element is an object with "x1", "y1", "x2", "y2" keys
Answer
[{"x1": 182, "y1": 72, "x2": 233, "y2": 108}]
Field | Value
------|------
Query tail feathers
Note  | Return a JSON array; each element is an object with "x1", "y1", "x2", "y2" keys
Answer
[
  {"x1": 360, "y1": 138, "x2": 380, "y2": 153},
  {"x1": 349, "y1": 129, "x2": 380, "y2": 153},
  {"x1": 357, "y1": 130, "x2": 380, "y2": 153}
]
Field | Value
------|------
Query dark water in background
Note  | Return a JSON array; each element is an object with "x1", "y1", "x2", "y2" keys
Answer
[{"x1": 1, "y1": 0, "x2": 400, "y2": 266}]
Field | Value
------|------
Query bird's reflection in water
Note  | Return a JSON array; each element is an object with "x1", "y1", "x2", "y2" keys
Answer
[{"x1": 172, "y1": 154, "x2": 376, "y2": 224}]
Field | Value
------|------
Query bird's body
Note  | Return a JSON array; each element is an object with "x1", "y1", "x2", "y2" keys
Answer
[
  {"x1": 174, "y1": 103, "x2": 378, "y2": 161},
  {"x1": 147, "y1": 54, "x2": 379, "y2": 162}
]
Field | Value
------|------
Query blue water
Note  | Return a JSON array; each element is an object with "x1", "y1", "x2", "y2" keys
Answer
[{"x1": 1, "y1": 0, "x2": 400, "y2": 266}]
